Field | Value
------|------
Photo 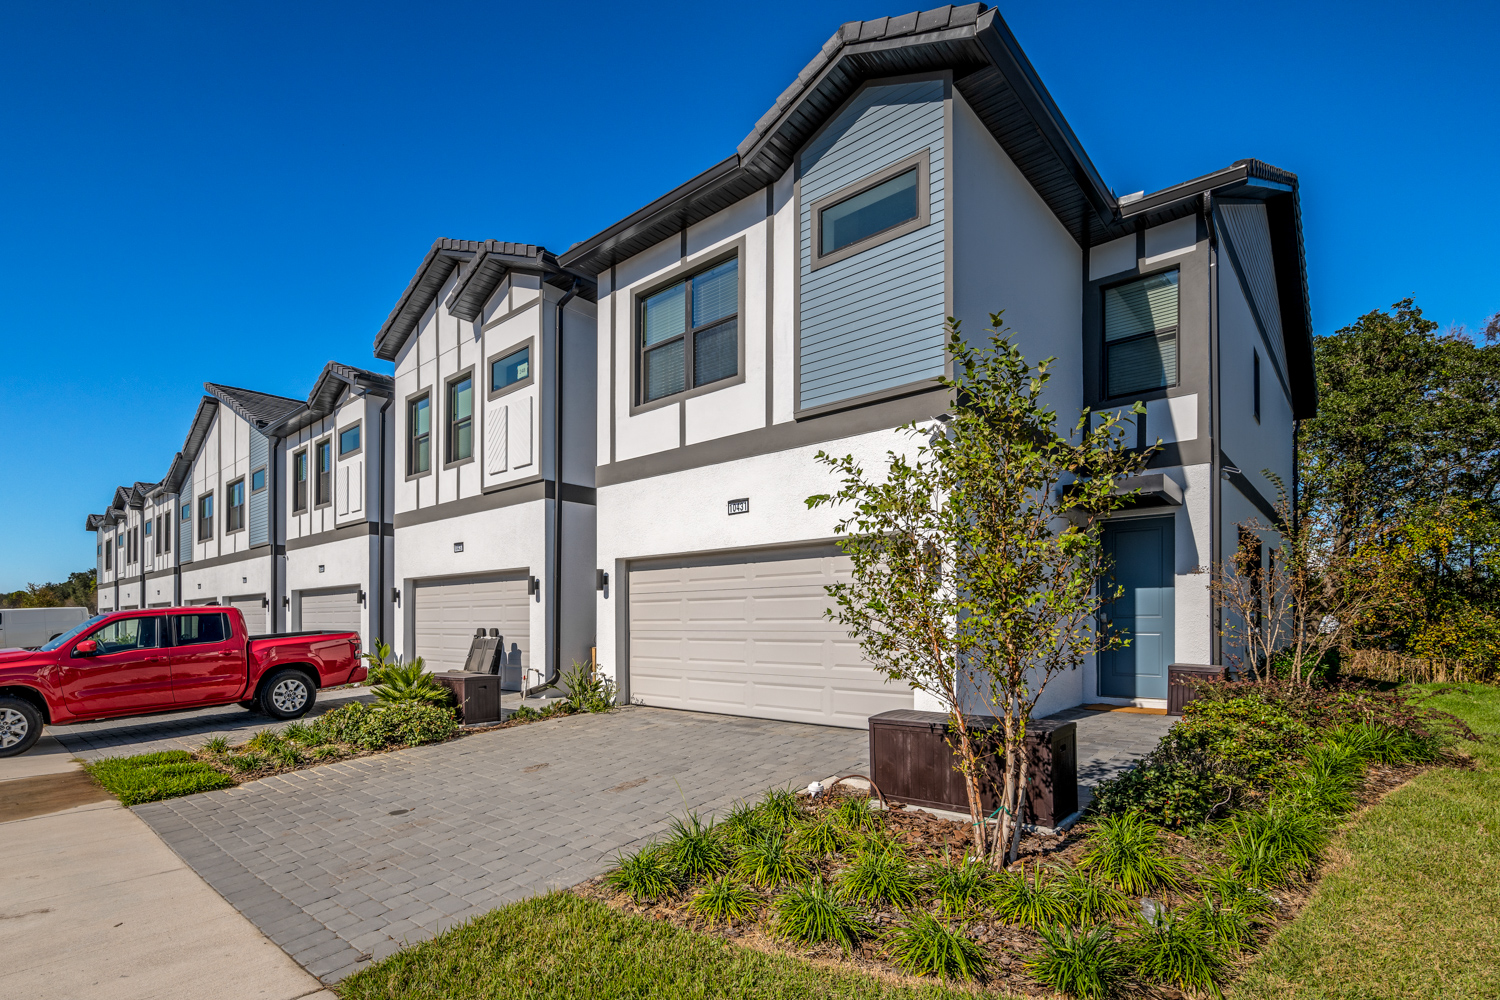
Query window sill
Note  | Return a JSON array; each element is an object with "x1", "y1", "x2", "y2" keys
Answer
[{"x1": 630, "y1": 372, "x2": 746, "y2": 417}]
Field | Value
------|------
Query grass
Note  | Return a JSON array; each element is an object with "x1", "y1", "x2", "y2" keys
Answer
[
  {"x1": 339, "y1": 891, "x2": 980, "y2": 1000},
  {"x1": 771, "y1": 877, "x2": 872, "y2": 953},
  {"x1": 1235, "y1": 682, "x2": 1500, "y2": 1000},
  {"x1": 1129, "y1": 911, "x2": 1224, "y2": 998},
  {"x1": 1078, "y1": 812, "x2": 1186, "y2": 894},
  {"x1": 884, "y1": 912, "x2": 986, "y2": 981},
  {"x1": 83, "y1": 750, "x2": 234, "y2": 806},
  {"x1": 838, "y1": 844, "x2": 921, "y2": 909},
  {"x1": 1026, "y1": 924, "x2": 1129, "y2": 1000},
  {"x1": 603, "y1": 844, "x2": 679, "y2": 905}
]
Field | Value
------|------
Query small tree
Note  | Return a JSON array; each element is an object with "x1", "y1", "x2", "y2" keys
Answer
[{"x1": 808, "y1": 316, "x2": 1148, "y2": 862}]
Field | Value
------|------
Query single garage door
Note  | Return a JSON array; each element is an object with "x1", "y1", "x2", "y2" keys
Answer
[
  {"x1": 413, "y1": 573, "x2": 530, "y2": 674},
  {"x1": 227, "y1": 594, "x2": 267, "y2": 635},
  {"x1": 300, "y1": 586, "x2": 363, "y2": 638},
  {"x1": 628, "y1": 545, "x2": 912, "y2": 728}
]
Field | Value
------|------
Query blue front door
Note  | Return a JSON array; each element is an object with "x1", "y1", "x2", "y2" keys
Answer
[{"x1": 1099, "y1": 516, "x2": 1175, "y2": 699}]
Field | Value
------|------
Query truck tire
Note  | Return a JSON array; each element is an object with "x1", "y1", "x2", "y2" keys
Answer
[
  {"x1": 0, "y1": 696, "x2": 43, "y2": 758},
  {"x1": 258, "y1": 669, "x2": 317, "y2": 721}
]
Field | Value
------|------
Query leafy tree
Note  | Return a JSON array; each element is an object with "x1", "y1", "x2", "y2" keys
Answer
[
  {"x1": 808, "y1": 315, "x2": 1147, "y2": 862},
  {"x1": 0, "y1": 570, "x2": 97, "y2": 612}
]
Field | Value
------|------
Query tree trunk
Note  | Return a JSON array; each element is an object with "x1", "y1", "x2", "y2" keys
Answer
[
  {"x1": 995, "y1": 709, "x2": 1017, "y2": 866},
  {"x1": 949, "y1": 712, "x2": 988, "y2": 858},
  {"x1": 1007, "y1": 750, "x2": 1030, "y2": 865}
]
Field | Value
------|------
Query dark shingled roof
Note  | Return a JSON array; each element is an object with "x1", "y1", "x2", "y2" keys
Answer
[
  {"x1": 373, "y1": 239, "x2": 595, "y2": 362},
  {"x1": 269, "y1": 361, "x2": 396, "y2": 437},
  {"x1": 204, "y1": 383, "x2": 306, "y2": 430}
]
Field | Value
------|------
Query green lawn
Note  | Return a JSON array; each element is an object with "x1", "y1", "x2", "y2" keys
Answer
[
  {"x1": 1233, "y1": 683, "x2": 1500, "y2": 1000},
  {"x1": 83, "y1": 749, "x2": 235, "y2": 806},
  {"x1": 336, "y1": 892, "x2": 986, "y2": 1000}
]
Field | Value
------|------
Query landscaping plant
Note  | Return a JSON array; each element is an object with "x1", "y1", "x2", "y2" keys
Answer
[
  {"x1": 832, "y1": 793, "x2": 880, "y2": 833},
  {"x1": 993, "y1": 863, "x2": 1072, "y2": 930},
  {"x1": 1056, "y1": 865, "x2": 1132, "y2": 924},
  {"x1": 925, "y1": 854, "x2": 1000, "y2": 916},
  {"x1": 84, "y1": 750, "x2": 234, "y2": 806},
  {"x1": 884, "y1": 912, "x2": 987, "y2": 981},
  {"x1": 757, "y1": 786, "x2": 804, "y2": 829},
  {"x1": 603, "y1": 844, "x2": 679, "y2": 905},
  {"x1": 808, "y1": 316, "x2": 1147, "y2": 862},
  {"x1": 687, "y1": 874, "x2": 760, "y2": 926},
  {"x1": 1222, "y1": 806, "x2": 1327, "y2": 889},
  {"x1": 1182, "y1": 895, "x2": 1256, "y2": 955},
  {"x1": 560, "y1": 660, "x2": 616, "y2": 713},
  {"x1": 661, "y1": 810, "x2": 730, "y2": 880},
  {"x1": 771, "y1": 876, "x2": 871, "y2": 953},
  {"x1": 1078, "y1": 812, "x2": 1187, "y2": 893},
  {"x1": 370, "y1": 659, "x2": 452, "y2": 707},
  {"x1": 793, "y1": 813, "x2": 855, "y2": 856},
  {"x1": 838, "y1": 843, "x2": 921, "y2": 909},
  {"x1": 735, "y1": 829, "x2": 813, "y2": 889},
  {"x1": 1128, "y1": 910, "x2": 1225, "y2": 998},
  {"x1": 1026, "y1": 924, "x2": 1129, "y2": 1000}
]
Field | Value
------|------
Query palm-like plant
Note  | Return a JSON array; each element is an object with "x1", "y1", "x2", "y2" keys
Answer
[{"x1": 371, "y1": 658, "x2": 451, "y2": 707}]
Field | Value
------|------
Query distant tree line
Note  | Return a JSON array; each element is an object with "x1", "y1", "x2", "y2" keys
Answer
[{"x1": 0, "y1": 570, "x2": 97, "y2": 612}]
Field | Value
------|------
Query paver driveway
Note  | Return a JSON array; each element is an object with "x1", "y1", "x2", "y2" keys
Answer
[{"x1": 134, "y1": 704, "x2": 1174, "y2": 985}]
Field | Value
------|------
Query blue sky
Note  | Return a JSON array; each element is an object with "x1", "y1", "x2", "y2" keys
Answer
[{"x1": 1, "y1": 0, "x2": 1496, "y2": 590}]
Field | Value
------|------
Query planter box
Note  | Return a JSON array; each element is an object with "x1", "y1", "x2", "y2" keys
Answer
[
  {"x1": 1167, "y1": 663, "x2": 1225, "y2": 715},
  {"x1": 433, "y1": 671, "x2": 501, "y2": 724},
  {"x1": 868, "y1": 710, "x2": 1078, "y2": 829}
]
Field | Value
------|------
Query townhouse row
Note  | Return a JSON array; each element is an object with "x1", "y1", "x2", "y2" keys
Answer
[{"x1": 89, "y1": 4, "x2": 1315, "y2": 721}]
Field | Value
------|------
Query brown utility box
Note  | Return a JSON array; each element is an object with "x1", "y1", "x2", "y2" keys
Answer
[
  {"x1": 1167, "y1": 663, "x2": 1225, "y2": 715},
  {"x1": 433, "y1": 671, "x2": 501, "y2": 724},
  {"x1": 868, "y1": 710, "x2": 1078, "y2": 829}
]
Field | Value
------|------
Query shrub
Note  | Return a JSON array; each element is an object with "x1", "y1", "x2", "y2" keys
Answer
[
  {"x1": 603, "y1": 844, "x2": 678, "y2": 904},
  {"x1": 200, "y1": 735, "x2": 229, "y2": 755},
  {"x1": 687, "y1": 874, "x2": 759, "y2": 925},
  {"x1": 1056, "y1": 865, "x2": 1132, "y2": 924},
  {"x1": 993, "y1": 863, "x2": 1072, "y2": 930},
  {"x1": 735, "y1": 830, "x2": 812, "y2": 888},
  {"x1": 838, "y1": 844, "x2": 921, "y2": 909},
  {"x1": 560, "y1": 661, "x2": 616, "y2": 713},
  {"x1": 758, "y1": 786, "x2": 804, "y2": 829},
  {"x1": 885, "y1": 912, "x2": 986, "y2": 981},
  {"x1": 925, "y1": 855, "x2": 1000, "y2": 917},
  {"x1": 792, "y1": 814, "x2": 855, "y2": 856},
  {"x1": 771, "y1": 877, "x2": 871, "y2": 952},
  {"x1": 661, "y1": 811, "x2": 730, "y2": 881},
  {"x1": 85, "y1": 751, "x2": 235, "y2": 806},
  {"x1": 312, "y1": 702, "x2": 458, "y2": 750},
  {"x1": 1128, "y1": 910, "x2": 1224, "y2": 997},
  {"x1": 1078, "y1": 813, "x2": 1187, "y2": 893},
  {"x1": 1221, "y1": 806, "x2": 1327, "y2": 889},
  {"x1": 1026, "y1": 924, "x2": 1129, "y2": 1000},
  {"x1": 1181, "y1": 895, "x2": 1256, "y2": 955},
  {"x1": 370, "y1": 659, "x2": 452, "y2": 708}
]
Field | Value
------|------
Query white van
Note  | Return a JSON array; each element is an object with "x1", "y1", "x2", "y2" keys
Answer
[{"x1": 0, "y1": 607, "x2": 91, "y2": 650}]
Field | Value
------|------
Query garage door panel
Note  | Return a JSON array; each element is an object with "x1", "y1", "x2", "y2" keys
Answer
[
  {"x1": 300, "y1": 587, "x2": 362, "y2": 637},
  {"x1": 228, "y1": 595, "x2": 267, "y2": 636},
  {"x1": 414, "y1": 574, "x2": 530, "y2": 675},
  {"x1": 629, "y1": 549, "x2": 910, "y2": 729}
]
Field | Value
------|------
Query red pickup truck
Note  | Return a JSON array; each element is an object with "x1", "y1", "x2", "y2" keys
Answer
[{"x1": 0, "y1": 606, "x2": 366, "y2": 757}]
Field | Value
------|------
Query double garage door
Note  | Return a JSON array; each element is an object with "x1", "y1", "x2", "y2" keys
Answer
[
  {"x1": 628, "y1": 546, "x2": 912, "y2": 729},
  {"x1": 300, "y1": 587, "x2": 363, "y2": 637},
  {"x1": 413, "y1": 573, "x2": 531, "y2": 674}
]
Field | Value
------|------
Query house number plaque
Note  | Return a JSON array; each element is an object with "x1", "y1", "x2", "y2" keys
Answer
[{"x1": 727, "y1": 498, "x2": 749, "y2": 515}]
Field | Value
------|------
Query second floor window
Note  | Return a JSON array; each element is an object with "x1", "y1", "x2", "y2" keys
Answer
[
  {"x1": 198, "y1": 493, "x2": 214, "y2": 541},
  {"x1": 491, "y1": 345, "x2": 530, "y2": 393},
  {"x1": 640, "y1": 257, "x2": 738, "y2": 404},
  {"x1": 105, "y1": 538, "x2": 112, "y2": 570},
  {"x1": 227, "y1": 478, "x2": 245, "y2": 532},
  {"x1": 251, "y1": 467, "x2": 266, "y2": 492},
  {"x1": 293, "y1": 450, "x2": 308, "y2": 511},
  {"x1": 1104, "y1": 270, "x2": 1179, "y2": 398},
  {"x1": 447, "y1": 376, "x2": 473, "y2": 463},
  {"x1": 316, "y1": 441, "x2": 332, "y2": 506},
  {"x1": 408, "y1": 394, "x2": 430, "y2": 475},
  {"x1": 339, "y1": 424, "x2": 360, "y2": 455}
]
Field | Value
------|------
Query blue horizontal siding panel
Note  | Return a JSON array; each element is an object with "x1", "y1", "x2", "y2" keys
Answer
[
  {"x1": 248, "y1": 430, "x2": 269, "y2": 546},
  {"x1": 799, "y1": 78, "x2": 946, "y2": 411},
  {"x1": 179, "y1": 478, "x2": 193, "y2": 562}
]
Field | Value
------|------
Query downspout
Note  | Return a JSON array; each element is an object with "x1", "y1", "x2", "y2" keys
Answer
[
  {"x1": 375, "y1": 395, "x2": 392, "y2": 645},
  {"x1": 268, "y1": 433, "x2": 282, "y2": 632},
  {"x1": 1206, "y1": 192, "x2": 1222, "y2": 666},
  {"x1": 545, "y1": 276, "x2": 581, "y2": 691}
]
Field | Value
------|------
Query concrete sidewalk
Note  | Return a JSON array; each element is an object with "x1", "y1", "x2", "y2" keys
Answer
[{"x1": 0, "y1": 759, "x2": 335, "y2": 1000}]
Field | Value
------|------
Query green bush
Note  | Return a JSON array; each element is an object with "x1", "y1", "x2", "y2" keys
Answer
[
  {"x1": 661, "y1": 811, "x2": 730, "y2": 881},
  {"x1": 1128, "y1": 910, "x2": 1224, "y2": 998},
  {"x1": 884, "y1": 912, "x2": 986, "y2": 981},
  {"x1": 604, "y1": 844, "x2": 679, "y2": 905},
  {"x1": 1078, "y1": 813, "x2": 1187, "y2": 893},
  {"x1": 85, "y1": 751, "x2": 235, "y2": 806},
  {"x1": 838, "y1": 844, "x2": 921, "y2": 909},
  {"x1": 771, "y1": 877, "x2": 871, "y2": 953},
  {"x1": 1281, "y1": 743, "x2": 1363, "y2": 815},
  {"x1": 1221, "y1": 806, "x2": 1327, "y2": 889},
  {"x1": 993, "y1": 864, "x2": 1072, "y2": 930},
  {"x1": 792, "y1": 814, "x2": 855, "y2": 856},
  {"x1": 560, "y1": 661, "x2": 616, "y2": 713},
  {"x1": 1056, "y1": 865, "x2": 1132, "y2": 924},
  {"x1": 758, "y1": 786, "x2": 805, "y2": 829},
  {"x1": 1330, "y1": 721, "x2": 1444, "y2": 764},
  {"x1": 1181, "y1": 894, "x2": 1256, "y2": 955},
  {"x1": 370, "y1": 659, "x2": 452, "y2": 708},
  {"x1": 734, "y1": 830, "x2": 813, "y2": 888},
  {"x1": 925, "y1": 855, "x2": 1000, "y2": 917},
  {"x1": 832, "y1": 793, "x2": 881, "y2": 833},
  {"x1": 311, "y1": 701, "x2": 458, "y2": 750},
  {"x1": 687, "y1": 874, "x2": 759, "y2": 925},
  {"x1": 1026, "y1": 924, "x2": 1129, "y2": 1000}
]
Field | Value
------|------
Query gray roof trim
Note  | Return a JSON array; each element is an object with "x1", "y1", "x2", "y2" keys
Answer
[
  {"x1": 85, "y1": 513, "x2": 109, "y2": 532},
  {"x1": 446, "y1": 242, "x2": 596, "y2": 323},
  {"x1": 204, "y1": 383, "x2": 305, "y2": 430},
  {"x1": 372, "y1": 239, "x2": 481, "y2": 361},
  {"x1": 148, "y1": 452, "x2": 190, "y2": 499},
  {"x1": 560, "y1": 4, "x2": 1124, "y2": 273},
  {"x1": 267, "y1": 361, "x2": 397, "y2": 437}
]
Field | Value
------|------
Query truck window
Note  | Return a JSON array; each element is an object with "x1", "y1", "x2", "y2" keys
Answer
[
  {"x1": 38, "y1": 615, "x2": 107, "y2": 651},
  {"x1": 89, "y1": 617, "x2": 165, "y2": 654},
  {"x1": 174, "y1": 613, "x2": 230, "y2": 646}
]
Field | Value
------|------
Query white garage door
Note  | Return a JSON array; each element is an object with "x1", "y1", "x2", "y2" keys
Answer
[
  {"x1": 413, "y1": 573, "x2": 530, "y2": 674},
  {"x1": 628, "y1": 546, "x2": 911, "y2": 729},
  {"x1": 300, "y1": 586, "x2": 363, "y2": 638},
  {"x1": 227, "y1": 594, "x2": 267, "y2": 635}
]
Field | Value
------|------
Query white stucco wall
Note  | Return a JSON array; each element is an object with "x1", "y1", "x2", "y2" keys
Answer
[{"x1": 1217, "y1": 250, "x2": 1295, "y2": 504}]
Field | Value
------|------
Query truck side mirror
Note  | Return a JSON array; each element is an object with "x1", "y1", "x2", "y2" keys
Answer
[{"x1": 73, "y1": 639, "x2": 99, "y2": 657}]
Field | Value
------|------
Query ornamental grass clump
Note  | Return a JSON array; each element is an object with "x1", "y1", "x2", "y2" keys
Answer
[
  {"x1": 1056, "y1": 865, "x2": 1133, "y2": 924},
  {"x1": 771, "y1": 877, "x2": 871, "y2": 953},
  {"x1": 603, "y1": 844, "x2": 678, "y2": 905},
  {"x1": 735, "y1": 830, "x2": 813, "y2": 889},
  {"x1": 1196, "y1": 864, "x2": 1274, "y2": 917},
  {"x1": 993, "y1": 863, "x2": 1072, "y2": 930},
  {"x1": 1222, "y1": 806, "x2": 1327, "y2": 889},
  {"x1": 1330, "y1": 721, "x2": 1443, "y2": 765},
  {"x1": 661, "y1": 810, "x2": 730, "y2": 880},
  {"x1": 1281, "y1": 743, "x2": 1363, "y2": 816},
  {"x1": 925, "y1": 854, "x2": 1000, "y2": 916},
  {"x1": 758, "y1": 786, "x2": 804, "y2": 829},
  {"x1": 719, "y1": 799, "x2": 775, "y2": 848},
  {"x1": 1128, "y1": 910, "x2": 1225, "y2": 998},
  {"x1": 838, "y1": 843, "x2": 921, "y2": 909},
  {"x1": 1026, "y1": 924, "x2": 1129, "y2": 1000},
  {"x1": 687, "y1": 874, "x2": 760, "y2": 926},
  {"x1": 793, "y1": 814, "x2": 855, "y2": 856},
  {"x1": 832, "y1": 793, "x2": 881, "y2": 833},
  {"x1": 1078, "y1": 812, "x2": 1187, "y2": 893},
  {"x1": 1181, "y1": 894, "x2": 1256, "y2": 955},
  {"x1": 885, "y1": 912, "x2": 987, "y2": 981}
]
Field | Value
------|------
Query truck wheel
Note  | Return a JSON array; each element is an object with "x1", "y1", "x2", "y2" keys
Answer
[
  {"x1": 0, "y1": 697, "x2": 43, "y2": 758},
  {"x1": 238, "y1": 700, "x2": 260, "y2": 713},
  {"x1": 258, "y1": 669, "x2": 317, "y2": 720}
]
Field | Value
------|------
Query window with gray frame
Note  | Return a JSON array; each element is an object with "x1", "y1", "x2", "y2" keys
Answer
[
  {"x1": 446, "y1": 375, "x2": 473, "y2": 463},
  {"x1": 251, "y1": 466, "x2": 266, "y2": 492},
  {"x1": 491, "y1": 345, "x2": 530, "y2": 393},
  {"x1": 105, "y1": 537, "x2": 112, "y2": 570},
  {"x1": 198, "y1": 493, "x2": 214, "y2": 541},
  {"x1": 408, "y1": 394, "x2": 430, "y2": 474},
  {"x1": 226, "y1": 478, "x2": 245, "y2": 532},
  {"x1": 293, "y1": 449, "x2": 308, "y2": 511},
  {"x1": 1103, "y1": 270, "x2": 1179, "y2": 397},
  {"x1": 339, "y1": 424, "x2": 360, "y2": 456},
  {"x1": 315, "y1": 441, "x2": 332, "y2": 506},
  {"x1": 821, "y1": 169, "x2": 918, "y2": 256},
  {"x1": 639, "y1": 257, "x2": 738, "y2": 403}
]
